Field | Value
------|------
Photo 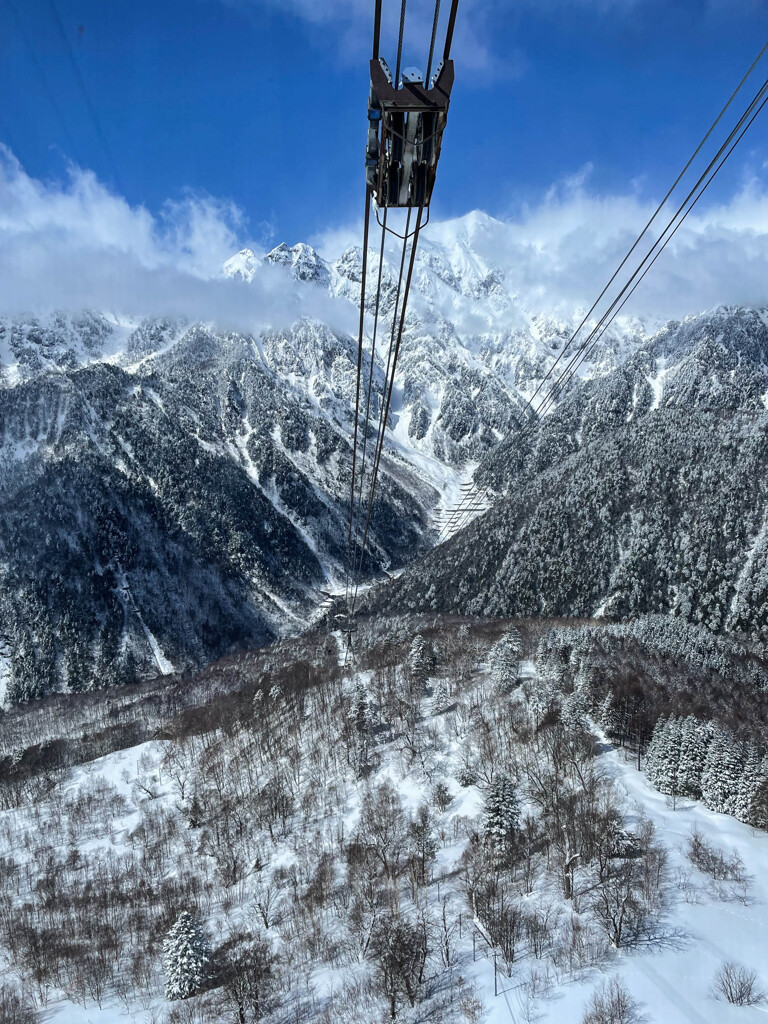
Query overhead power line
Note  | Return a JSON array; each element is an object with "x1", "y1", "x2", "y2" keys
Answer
[{"x1": 7, "y1": 0, "x2": 79, "y2": 160}]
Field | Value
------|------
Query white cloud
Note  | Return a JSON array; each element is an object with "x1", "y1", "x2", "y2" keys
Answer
[
  {"x1": 315, "y1": 168, "x2": 768, "y2": 320},
  {"x1": 3, "y1": 146, "x2": 768, "y2": 336},
  {"x1": 0, "y1": 148, "x2": 357, "y2": 335},
  {"x1": 483, "y1": 172, "x2": 768, "y2": 318}
]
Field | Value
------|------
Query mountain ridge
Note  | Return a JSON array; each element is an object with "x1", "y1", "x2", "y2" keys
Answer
[{"x1": 0, "y1": 213, "x2": 762, "y2": 701}]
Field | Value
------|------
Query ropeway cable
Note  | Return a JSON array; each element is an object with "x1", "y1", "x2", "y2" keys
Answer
[
  {"x1": 525, "y1": 39, "x2": 768, "y2": 418},
  {"x1": 344, "y1": 190, "x2": 372, "y2": 614},
  {"x1": 350, "y1": 207, "x2": 411, "y2": 589},
  {"x1": 439, "y1": 43, "x2": 768, "y2": 540},
  {"x1": 536, "y1": 71, "x2": 768, "y2": 422},
  {"x1": 537, "y1": 80, "x2": 768, "y2": 422},
  {"x1": 345, "y1": 0, "x2": 460, "y2": 617},
  {"x1": 352, "y1": 209, "x2": 389, "y2": 584},
  {"x1": 442, "y1": 78, "x2": 768, "y2": 540},
  {"x1": 442, "y1": 74, "x2": 768, "y2": 542},
  {"x1": 395, "y1": 0, "x2": 407, "y2": 86},
  {"x1": 352, "y1": 204, "x2": 425, "y2": 612},
  {"x1": 426, "y1": 0, "x2": 442, "y2": 85}
]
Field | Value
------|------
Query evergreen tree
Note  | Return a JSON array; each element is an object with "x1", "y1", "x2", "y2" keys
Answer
[
  {"x1": 163, "y1": 911, "x2": 210, "y2": 1000},
  {"x1": 431, "y1": 679, "x2": 450, "y2": 715},
  {"x1": 349, "y1": 680, "x2": 375, "y2": 776},
  {"x1": 677, "y1": 715, "x2": 708, "y2": 798},
  {"x1": 735, "y1": 743, "x2": 764, "y2": 824},
  {"x1": 749, "y1": 757, "x2": 768, "y2": 830},
  {"x1": 489, "y1": 628, "x2": 522, "y2": 693},
  {"x1": 701, "y1": 729, "x2": 745, "y2": 815},
  {"x1": 643, "y1": 716, "x2": 667, "y2": 786},
  {"x1": 598, "y1": 693, "x2": 621, "y2": 738},
  {"x1": 649, "y1": 717, "x2": 682, "y2": 796},
  {"x1": 408, "y1": 636, "x2": 430, "y2": 694},
  {"x1": 560, "y1": 689, "x2": 588, "y2": 734},
  {"x1": 483, "y1": 773, "x2": 520, "y2": 851},
  {"x1": 350, "y1": 680, "x2": 372, "y2": 735},
  {"x1": 408, "y1": 804, "x2": 438, "y2": 884}
]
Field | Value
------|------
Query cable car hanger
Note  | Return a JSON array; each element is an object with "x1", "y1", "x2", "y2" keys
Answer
[{"x1": 365, "y1": 1, "x2": 458, "y2": 218}]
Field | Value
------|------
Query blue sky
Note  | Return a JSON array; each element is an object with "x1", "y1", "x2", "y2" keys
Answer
[{"x1": 3, "y1": 0, "x2": 768, "y2": 248}]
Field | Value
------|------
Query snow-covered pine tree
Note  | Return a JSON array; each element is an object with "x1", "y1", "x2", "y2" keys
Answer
[
  {"x1": 560, "y1": 689, "x2": 589, "y2": 734},
  {"x1": 350, "y1": 680, "x2": 372, "y2": 736},
  {"x1": 524, "y1": 675, "x2": 558, "y2": 728},
  {"x1": 408, "y1": 636, "x2": 430, "y2": 694},
  {"x1": 734, "y1": 743, "x2": 764, "y2": 825},
  {"x1": 489, "y1": 628, "x2": 522, "y2": 693},
  {"x1": 651, "y1": 717, "x2": 683, "y2": 796},
  {"x1": 163, "y1": 911, "x2": 211, "y2": 1000},
  {"x1": 720, "y1": 736, "x2": 747, "y2": 817},
  {"x1": 748, "y1": 756, "x2": 768, "y2": 829},
  {"x1": 349, "y1": 680, "x2": 375, "y2": 776},
  {"x1": 483, "y1": 773, "x2": 520, "y2": 851},
  {"x1": 676, "y1": 715, "x2": 708, "y2": 798},
  {"x1": 598, "y1": 693, "x2": 621, "y2": 739},
  {"x1": 431, "y1": 679, "x2": 450, "y2": 715},
  {"x1": 643, "y1": 716, "x2": 666, "y2": 785},
  {"x1": 701, "y1": 728, "x2": 745, "y2": 815}
]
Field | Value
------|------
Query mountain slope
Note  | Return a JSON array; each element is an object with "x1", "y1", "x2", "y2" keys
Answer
[
  {"x1": 0, "y1": 315, "x2": 440, "y2": 699},
  {"x1": 2, "y1": 212, "x2": 746, "y2": 701},
  {"x1": 365, "y1": 306, "x2": 768, "y2": 634}
]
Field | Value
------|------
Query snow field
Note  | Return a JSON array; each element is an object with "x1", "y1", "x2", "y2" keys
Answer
[{"x1": 2, "y1": 629, "x2": 767, "y2": 1024}]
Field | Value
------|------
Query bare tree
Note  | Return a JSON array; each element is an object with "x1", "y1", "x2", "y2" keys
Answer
[
  {"x1": 217, "y1": 932, "x2": 278, "y2": 1022},
  {"x1": 711, "y1": 961, "x2": 765, "y2": 1006},
  {"x1": 0, "y1": 985, "x2": 38, "y2": 1024},
  {"x1": 370, "y1": 914, "x2": 428, "y2": 1019},
  {"x1": 581, "y1": 977, "x2": 647, "y2": 1024},
  {"x1": 356, "y1": 781, "x2": 409, "y2": 889}
]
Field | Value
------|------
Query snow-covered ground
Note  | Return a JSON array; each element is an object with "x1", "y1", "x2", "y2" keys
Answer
[
  {"x1": 3, "y1": 640, "x2": 768, "y2": 1024},
  {"x1": 593, "y1": 737, "x2": 768, "y2": 1024}
]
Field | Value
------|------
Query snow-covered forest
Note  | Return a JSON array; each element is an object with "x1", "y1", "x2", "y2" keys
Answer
[{"x1": 2, "y1": 615, "x2": 767, "y2": 1023}]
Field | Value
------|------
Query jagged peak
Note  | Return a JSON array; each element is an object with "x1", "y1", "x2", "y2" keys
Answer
[
  {"x1": 264, "y1": 242, "x2": 330, "y2": 285},
  {"x1": 222, "y1": 248, "x2": 260, "y2": 282}
]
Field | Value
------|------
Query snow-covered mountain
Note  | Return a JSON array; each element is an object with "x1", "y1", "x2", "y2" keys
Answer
[
  {"x1": 366, "y1": 304, "x2": 768, "y2": 634},
  {"x1": 2, "y1": 210, "x2": 761, "y2": 701}
]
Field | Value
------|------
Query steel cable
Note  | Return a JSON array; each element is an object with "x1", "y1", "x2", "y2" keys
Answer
[
  {"x1": 352, "y1": 207, "x2": 411, "y2": 586},
  {"x1": 439, "y1": 44, "x2": 768, "y2": 540},
  {"x1": 537, "y1": 83, "x2": 768, "y2": 422},
  {"x1": 426, "y1": 0, "x2": 442, "y2": 85},
  {"x1": 345, "y1": 0, "x2": 460, "y2": 623},
  {"x1": 344, "y1": 189, "x2": 372, "y2": 613},
  {"x1": 442, "y1": 79, "x2": 768, "y2": 541},
  {"x1": 523, "y1": 39, "x2": 768, "y2": 420},
  {"x1": 536, "y1": 73, "x2": 768, "y2": 423},
  {"x1": 352, "y1": 204, "x2": 425, "y2": 612},
  {"x1": 351, "y1": 209, "x2": 389, "y2": 584},
  {"x1": 395, "y1": 0, "x2": 407, "y2": 86}
]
